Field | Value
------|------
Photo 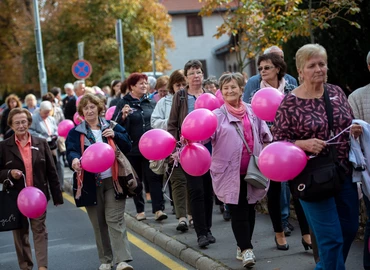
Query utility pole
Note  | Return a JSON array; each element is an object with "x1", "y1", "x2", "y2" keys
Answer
[
  {"x1": 151, "y1": 35, "x2": 156, "y2": 77},
  {"x1": 33, "y1": 0, "x2": 48, "y2": 96},
  {"x1": 78, "y1": 42, "x2": 84, "y2": 60},
  {"x1": 116, "y1": 19, "x2": 125, "y2": 80}
]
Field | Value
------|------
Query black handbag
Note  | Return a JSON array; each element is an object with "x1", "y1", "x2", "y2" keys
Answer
[
  {"x1": 0, "y1": 179, "x2": 23, "y2": 231},
  {"x1": 291, "y1": 86, "x2": 345, "y2": 202}
]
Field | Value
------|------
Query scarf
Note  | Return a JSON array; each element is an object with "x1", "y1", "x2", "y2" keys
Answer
[
  {"x1": 224, "y1": 100, "x2": 247, "y2": 120},
  {"x1": 260, "y1": 77, "x2": 286, "y2": 94}
]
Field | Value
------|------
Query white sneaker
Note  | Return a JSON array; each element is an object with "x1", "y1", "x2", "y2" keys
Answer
[
  {"x1": 236, "y1": 247, "x2": 243, "y2": 261},
  {"x1": 242, "y1": 249, "x2": 256, "y2": 268},
  {"x1": 99, "y1": 263, "x2": 112, "y2": 270},
  {"x1": 116, "y1": 262, "x2": 134, "y2": 270}
]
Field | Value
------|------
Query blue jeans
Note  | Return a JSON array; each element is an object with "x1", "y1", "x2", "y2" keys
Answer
[
  {"x1": 300, "y1": 176, "x2": 359, "y2": 270},
  {"x1": 281, "y1": 181, "x2": 290, "y2": 225},
  {"x1": 363, "y1": 192, "x2": 370, "y2": 269}
]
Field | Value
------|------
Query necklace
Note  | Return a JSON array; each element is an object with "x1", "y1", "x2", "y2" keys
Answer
[{"x1": 303, "y1": 84, "x2": 324, "y2": 99}]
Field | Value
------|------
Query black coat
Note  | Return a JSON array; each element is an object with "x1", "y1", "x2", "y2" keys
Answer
[
  {"x1": 112, "y1": 94, "x2": 156, "y2": 156},
  {"x1": 62, "y1": 95, "x2": 77, "y2": 121}
]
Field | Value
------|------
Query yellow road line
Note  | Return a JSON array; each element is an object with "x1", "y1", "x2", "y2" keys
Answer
[{"x1": 63, "y1": 193, "x2": 187, "y2": 270}]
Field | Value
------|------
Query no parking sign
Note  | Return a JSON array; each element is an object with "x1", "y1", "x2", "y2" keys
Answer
[{"x1": 71, "y1": 59, "x2": 92, "y2": 79}]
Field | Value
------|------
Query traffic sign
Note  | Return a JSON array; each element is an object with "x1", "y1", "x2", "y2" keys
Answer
[{"x1": 71, "y1": 59, "x2": 92, "y2": 80}]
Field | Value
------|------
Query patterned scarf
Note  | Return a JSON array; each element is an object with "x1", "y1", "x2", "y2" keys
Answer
[{"x1": 260, "y1": 77, "x2": 286, "y2": 93}]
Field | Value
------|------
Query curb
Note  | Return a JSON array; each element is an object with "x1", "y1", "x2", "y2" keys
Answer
[
  {"x1": 64, "y1": 175, "x2": 229, "y2": 270},
  {"x1": 124, "y1": 213, "x2": 229, "y2": 270}
]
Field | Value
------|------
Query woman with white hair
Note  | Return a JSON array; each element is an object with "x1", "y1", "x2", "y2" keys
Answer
[
  {"x1": 23, "y1": 94, "x2": 38, "y2": 114},
  {"x1": 29, "y1": 101, "x2": 59, "y2": 167}
]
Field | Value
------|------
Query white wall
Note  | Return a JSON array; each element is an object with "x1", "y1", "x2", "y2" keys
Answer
[
  {"x1": 224, "y1": 52, "x2": 254, "y2": 78},
  {"x1": 166, "y1": 14, "x2": 229, "y2": 78}
]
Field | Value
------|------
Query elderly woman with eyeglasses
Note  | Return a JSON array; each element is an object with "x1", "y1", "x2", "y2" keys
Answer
[
  {"x1": 245, "y1": 53, "x2": 312, "y2": 252},
  {"x1": 0, "y1": 108, "x2": 63, "y2": 270}
]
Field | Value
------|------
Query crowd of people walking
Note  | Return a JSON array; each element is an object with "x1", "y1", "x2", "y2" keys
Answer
[{"x1": 1, "y1": 44, "x2": 370, "y2": 270}]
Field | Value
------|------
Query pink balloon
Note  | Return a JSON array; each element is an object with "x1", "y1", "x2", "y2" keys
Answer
[
  {"x1": 139, "y1": 129, "x2": 177, "y2": 160},
  {"x1": 258, "y1": 142, "x2": 308, "y2": 181},
  {"x1": 17, "y1": 187, "x2": 47, "y2": 219},
  {"x1": 195, "y1": 93, "x2": 221, "y2": 111},
  {"x1": 180, "y1": 143, "x2": 211, "y2": 176},
  {"x1": 251, "y1": 87, "x2": 284, "y2": 121},
  {"x1": 181, "y1": 109, "x2": 218, "y2": 141},
  {"x1": 81, "y1": 142, "x2": 115, "y2": 173},
  {"x1": 105, "y1": 106, "x2": 116, "y2": 121},
  {"x1": 215, "y1": 89, "x2": 224, "y2": 106},
  {"x1": 73, "y1": 112, "x2": 84, "y2": 125},
  {"x1": 76, "y1": 95, "x2": 83, "y2": 107},
  {"x1": 58, "y1": 119, "x2": 75, "y2": 138}
]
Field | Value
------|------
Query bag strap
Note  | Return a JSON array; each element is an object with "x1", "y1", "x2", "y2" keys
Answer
[
  {"x1": 221, "y1": 109, "x2": 252, "y2": 156},
  {"x1": 323, "y1": 84, "x2": 334, "y2": 137}
]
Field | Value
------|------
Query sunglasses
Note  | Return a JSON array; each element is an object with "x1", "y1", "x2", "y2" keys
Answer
[{"x1": 258, "y1": 65, "x2": 275, "y2": 72}]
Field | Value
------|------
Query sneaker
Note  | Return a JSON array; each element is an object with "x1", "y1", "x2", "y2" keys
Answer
[
  {"x1": 283, "y1": 225, "x2": 292, "y2": 236},
  {"x1": 176, "y1": 220, "x2": 188, "y2": 232},
  {"x1": 242, "y1": 249, "x2": 256, "y2": 268},
  {"x1": 206, "y1": 232, "x2": 216, "y2": 244},
  {"x1": 136, "y1": 212, "x2": 146, "y2": 221},
  {"x1": 236, "y1": 247, "x2": 243, "y2": 261},
  {"x1": 287, "y1": 221, "x2": 294, "y2": 231},
  {"x1": 155, "y1": 210, "x2": 168, "y2": 221},
  {"x1": 197, "y1": 235, "x2": 210, "y2": 248},
  {"x1": 99, "y1": 263, "x2": 112, "y2": 270},
  {"x1": 116, "y1": 262, "x2": 134, "y2": 270}
]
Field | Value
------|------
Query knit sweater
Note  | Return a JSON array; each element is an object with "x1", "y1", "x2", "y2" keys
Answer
[{"x1": 348, "y1": 83, "x2": 370, "y2": 123}]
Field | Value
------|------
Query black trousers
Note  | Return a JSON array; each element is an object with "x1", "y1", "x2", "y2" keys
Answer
[
  {"x1": 183, "y1": 167, "x2": 213, "y2": 237},
  {"x1": 267, "y1": 180, "x2": 310, "y2": 235},
  {"x1": 128, "y1": 155, "x2": 165, "y2": 213},
  {"x1": 227, "y1": 177, "x2": 256, "y2": 251}
]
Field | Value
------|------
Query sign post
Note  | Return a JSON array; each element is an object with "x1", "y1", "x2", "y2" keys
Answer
[
  {"x1": 116, "y1": 19, "x2": 125, "y2": 80},
  {"x1": 71, "y1": 59, "x2": 92, "y2": 80}
]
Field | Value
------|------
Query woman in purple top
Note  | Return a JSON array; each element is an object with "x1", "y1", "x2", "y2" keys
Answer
[
  {"x1": 272, "y1": 44, "x2": 362, "y2": 270},
  {"x1": 210, "y1": 73, "x2": 272, "y2": 268}
]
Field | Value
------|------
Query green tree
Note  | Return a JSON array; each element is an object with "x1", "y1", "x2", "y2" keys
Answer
[{"x1": 199, "y1": 0, "x2": 360, "y2": 72}]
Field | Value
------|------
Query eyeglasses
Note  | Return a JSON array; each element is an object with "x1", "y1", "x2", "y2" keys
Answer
[
  {"x1": 13, "y1": 120, "x2": 28, "y2": 127},
  {"x1": 187, "y1": 71, "x2": 203, "y2": 77},
  {"x1": 258, "y1": 65, "x2": 275, "y2": 72}
]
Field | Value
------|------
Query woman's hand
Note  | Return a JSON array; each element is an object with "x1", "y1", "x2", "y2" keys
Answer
[
  {"x1": 102, "y1": 128, "x2": 115, "y2": 138},
  {"x1": 295, "y1": 138, "x2": 326, "y2": 155},
  {"x1": 10, "y1": 169, "x2": 22, "y2": 180},
  {"x1": 72, "y1": 158, "x2": 82, "y2": 172},
  {"x1": 121, "y1": 104, "x2": 131, "y2": 121},
  {"x1": 350, "y1": 124, "x2": 362, "y2": 139}
]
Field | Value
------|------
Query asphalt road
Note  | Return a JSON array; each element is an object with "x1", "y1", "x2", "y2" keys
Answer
[{"x1": 0, "y1": 193, "x2": 195, "y2": 270}]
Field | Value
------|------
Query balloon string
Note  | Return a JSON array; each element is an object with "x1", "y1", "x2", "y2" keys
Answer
[
  {"x1": 162, "y1": 136, "x2": 187, "y2": 202},
  {"x1": 308, "y1": 124, "x2": 352, "y2": 160}
]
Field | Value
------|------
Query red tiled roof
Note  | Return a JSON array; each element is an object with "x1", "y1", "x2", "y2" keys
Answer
[{"x1": 159, "y1": 0, "x2": 204, "y2": 13}]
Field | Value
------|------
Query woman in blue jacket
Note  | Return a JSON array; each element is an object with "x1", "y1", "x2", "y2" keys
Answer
[{"x1": 66, "y1": 93, "x2": 133, "y2": 270}]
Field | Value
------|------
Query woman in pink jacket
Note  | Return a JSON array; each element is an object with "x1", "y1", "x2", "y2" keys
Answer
[{"x1": 210, "y1": 72, "x2": 272, "y2": 269}]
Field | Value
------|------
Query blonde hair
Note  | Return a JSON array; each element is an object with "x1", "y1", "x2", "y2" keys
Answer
[
  {"x1": 218, "y1": 72, "x2": 245, "y2": 90},
  {"x1": 155, "y1": 75, "x2": 169, "y2": 90},
  {"x1": 296, "y1": 44, "x2": 327, "y2": 72}
]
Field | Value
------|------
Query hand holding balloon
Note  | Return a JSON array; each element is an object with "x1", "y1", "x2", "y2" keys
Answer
[
  {"x1": 296, "y1": 138, "x2": 326, "y2": 155},
  {"x1": 72, "y1": 158, "x2": 82, "y2": 172},
  {"x1": 102, "y1": 128, "x2": 115, "y2": 138}
]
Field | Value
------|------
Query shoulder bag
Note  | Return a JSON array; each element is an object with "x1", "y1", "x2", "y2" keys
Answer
[{"x1": 291, "y1": 86, "x2": 346, "y2": 202}]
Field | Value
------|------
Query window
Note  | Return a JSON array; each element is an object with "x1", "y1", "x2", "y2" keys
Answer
[
  {"x1": 186, "y1": 15, "x2": 203, "y2": 37},
  {"x1": 199, "y1": 60, "x2": 208, "y2": 78}
]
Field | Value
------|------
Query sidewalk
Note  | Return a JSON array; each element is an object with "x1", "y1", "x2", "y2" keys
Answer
[{"x1": 63, "y1": 168, "x2": 364, "y2": 270}]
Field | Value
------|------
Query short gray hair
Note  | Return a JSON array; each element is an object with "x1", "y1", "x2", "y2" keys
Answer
[
  {"x1": 74, "y1": 80, "x2": 85, "y2": 90},
  {"x1": 367, "y1": 51, "x2": 370, "y2": 65},
  {"x1": 148, "y1": 76, "x2": 157, "y2": 89},
  {"x1": 264, "y1": 46, "x2": 283, "y2": 56},
  {"x1": 39, "y1": 100, "x2": 53, "y2": 111},
  {"x1": 64, "y1": 83, "x2": 74, "y2": 90}
]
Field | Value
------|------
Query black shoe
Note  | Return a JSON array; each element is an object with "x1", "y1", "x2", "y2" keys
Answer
[
  {"x1": 287, "y1": 221, "x2": 294, "y2": 231},
  {"x1": 198, "y1": 235, "x2": 209, "y2": 248},
  {"x1": 176, "y1": 221, "x2": 188, "y2": 232},
  {"x1": 223, "y1": 205, "x2": 231, "y2": 221},
  {"x1": 283, "y1": 226, "x2": 291, "y2": 237},
  {"x1": 302, "y1": 238, "x2": 312, "y2": 251},
  {"x1": 275, "y1": 236, "x2": 289, "y2": 250},
  {"x1": 207, "y1": 232, "x2": 216, "y2": 244}
]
